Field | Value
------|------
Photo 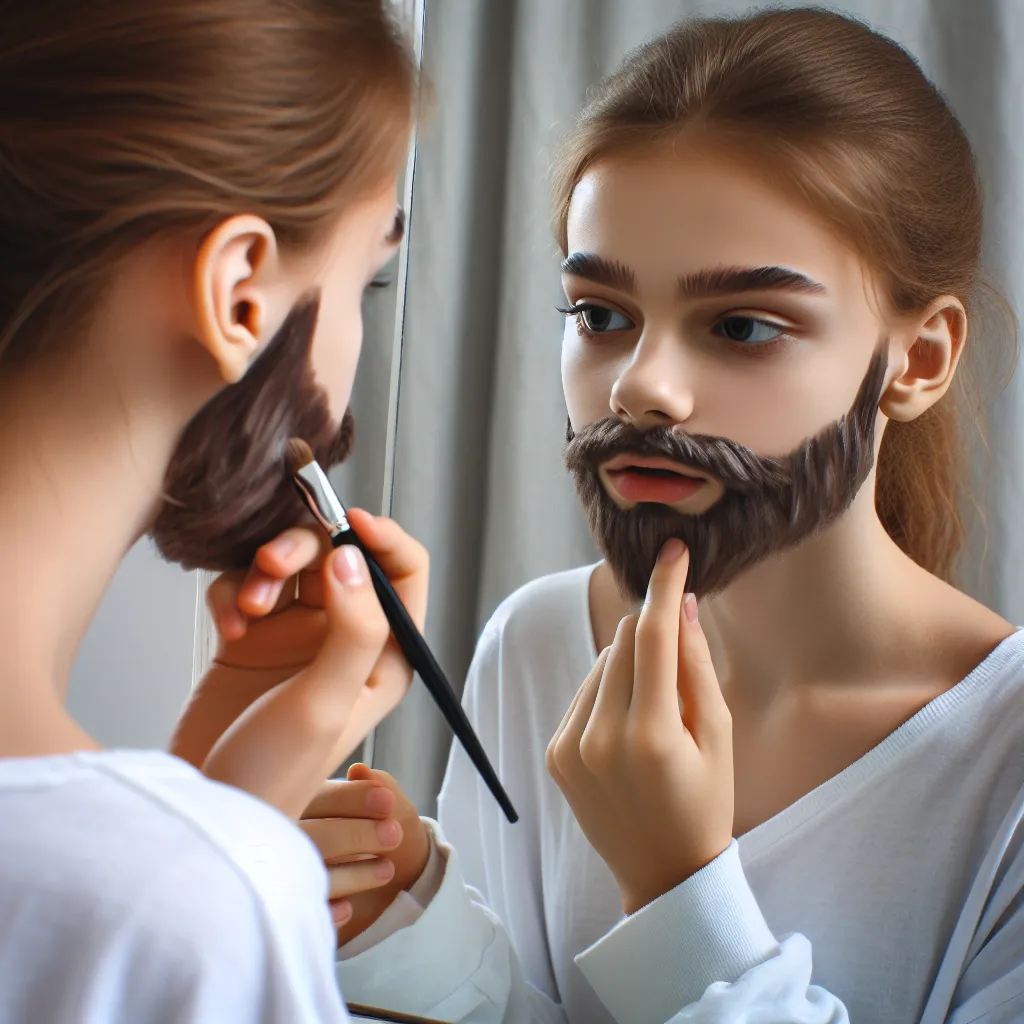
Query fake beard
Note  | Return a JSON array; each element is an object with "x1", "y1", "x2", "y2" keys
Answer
[
  {"x1": 565, "y1": 346, "x2": 889, "y2": 601},
  {"x1": 151, "y1": 296, "x2": 354, "y2": 572}
]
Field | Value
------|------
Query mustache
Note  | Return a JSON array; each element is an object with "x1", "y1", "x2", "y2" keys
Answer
[{"x1": 565, "y1": 419, "x2": 789, "y2": 497}]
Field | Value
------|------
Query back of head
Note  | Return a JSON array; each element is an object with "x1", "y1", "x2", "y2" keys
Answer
[
  {"x1": 552, "y1": 6, "x2": 1018, "y2": 583},
  {"x1": 0, "y1": 0, "x2": 415, "y2": 364}
]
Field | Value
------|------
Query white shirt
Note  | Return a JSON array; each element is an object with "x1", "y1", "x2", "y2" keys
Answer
[
  {"x1": 0, "y1": 749, "x2": 350, "y2": 1024},
  {"x1": 338, "y1": 564, "x2": 1024, "y2": 1023}
]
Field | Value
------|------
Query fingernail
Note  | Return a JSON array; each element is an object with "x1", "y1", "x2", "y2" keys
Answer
[
  {"x1": 684, "y1": 592, "x2": 699, "y2": 624},
  {"x1": 330, "y1": 900, "x2": 352, "y2": 925},
  {"x1": 248, "y1": 581, "x2": 272, "y2": 607},
  {"x1": 366, "y1": 787, "x2": 392, "y2": 814},
  {"x1": 660, "y1": 538, "x2": 685, "y2": 563},
  {"x1": 333, "y1": 546, "x2": 368, "y2": 587},
  {"x1": 375, "y1": 859, "x2": 396, "y2": 881},
  {"x1": 270, "y1": 536, "x2": 296, "y2": 558},
  {"x1": 376, "y1": 819, "x2": 402, "y2": 846}
]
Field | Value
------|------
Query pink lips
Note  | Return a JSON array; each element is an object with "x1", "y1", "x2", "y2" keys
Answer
[{"x1": 601, "y1": 454, "x2": 708, "y2": 506}]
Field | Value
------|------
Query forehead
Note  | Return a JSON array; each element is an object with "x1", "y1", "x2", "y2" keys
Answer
[{"x1": 565, "y1": 147, "x2": 869, "y2": 301}]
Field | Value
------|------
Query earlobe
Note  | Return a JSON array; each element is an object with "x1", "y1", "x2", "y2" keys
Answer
[
  {"x1": 878, "y1": 299, "x2": 966, "y2": 423},
  {"x1": 193, "y1": 215, "x2": 281, "y2": 384}
]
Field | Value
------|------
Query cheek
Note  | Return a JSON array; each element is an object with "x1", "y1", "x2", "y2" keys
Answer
[
  {"x1": 309, "y1": 286, "x2": 363, "y2": 419},
  {"x1": 561, "y1": 327, "x2": 619, "y2": 428}
]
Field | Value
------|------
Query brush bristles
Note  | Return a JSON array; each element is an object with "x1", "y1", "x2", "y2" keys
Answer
[{"x1": 285, "y1": 437, "x2": 315, "y2": 475}]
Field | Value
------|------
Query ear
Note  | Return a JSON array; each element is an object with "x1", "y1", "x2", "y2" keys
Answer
[
  {"x1": 192, "y1": 215, "x2": 282, "y2": 384},
  {"x1": 878, "y1": 297, "x2": 967, "y2": 423}
]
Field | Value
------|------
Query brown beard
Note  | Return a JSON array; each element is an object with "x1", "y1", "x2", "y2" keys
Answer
[
  {"x1": 564, "y1": 345, "x2": 889, "y2": 601},
  {"x1": 151, "y1": 296, "x2": 354, "y2": 572}
]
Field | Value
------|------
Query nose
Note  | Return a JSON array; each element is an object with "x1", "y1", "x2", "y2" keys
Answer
[{"x1": 610, "y1": 328, "x2": 695, "y2": 430}]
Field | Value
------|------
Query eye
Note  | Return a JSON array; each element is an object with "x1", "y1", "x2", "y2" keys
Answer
[
  {"x1": 557, "y1": 302, "x2": 634, "y2": 335},
  {"x1": 714, "y1": 316, "x2": 787, "y2": 345}
]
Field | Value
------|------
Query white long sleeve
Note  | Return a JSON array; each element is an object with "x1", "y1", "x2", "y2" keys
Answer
[{"x1": 336, "y1": 567, "x2": 1024, "y2": 1023}]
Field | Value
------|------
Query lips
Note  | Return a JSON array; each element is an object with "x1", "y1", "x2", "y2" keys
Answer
[{"x1": 601, "y1": 454, "x2": 710, "y2": 506}]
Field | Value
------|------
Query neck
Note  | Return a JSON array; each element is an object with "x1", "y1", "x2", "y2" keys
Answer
[
  {"x1": 0, "y1": 351, "x2": 193, "y2": 752},
  {"x1": 701, "y1": 482, "x2": 922, "y2": 703}
]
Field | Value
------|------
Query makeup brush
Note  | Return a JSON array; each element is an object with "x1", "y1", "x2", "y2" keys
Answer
[{"x1": 285, "y1": 438, "x2": 518, "y2": 824}]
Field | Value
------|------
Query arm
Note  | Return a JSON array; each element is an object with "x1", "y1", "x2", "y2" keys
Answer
[
  {"x1": 547, "y1": 542, "x2": 853, "y2": 1024},
  {"x1": 200, "y1": 543, "x2": 392, "y2": 818},
  {"x1": 334, "y1": 619, "x2": 570, "y2": 1024}
]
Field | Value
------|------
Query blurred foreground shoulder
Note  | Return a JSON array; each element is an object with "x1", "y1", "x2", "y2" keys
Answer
[{"x1": 0, "y1": 751, "x2": 347, "y2": 1023}]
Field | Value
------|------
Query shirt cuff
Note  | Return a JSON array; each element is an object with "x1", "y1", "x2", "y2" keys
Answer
[
  {"x1": 575, "y1": 841, "x2": 779, "y2": 1024},
  {"x1": 337, "y1": 819, "x2": 446, "y2": 960},
  {"x1": 336, "y1": 818, "x2": 498, "y2": 1012}
]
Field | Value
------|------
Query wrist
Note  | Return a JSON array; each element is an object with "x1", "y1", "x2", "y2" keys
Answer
[{"x1": 619, "y1": 841, "x2": 732, "y2": 915}]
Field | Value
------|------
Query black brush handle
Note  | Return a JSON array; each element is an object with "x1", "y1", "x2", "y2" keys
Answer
[{"x1": 333, "y1": 527, "x2": 518, "y2": 824}]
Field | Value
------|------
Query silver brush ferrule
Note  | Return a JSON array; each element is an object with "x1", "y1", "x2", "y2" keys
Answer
[{"x1": 292, "y1": 461, "x2": 351, "y2": 536}]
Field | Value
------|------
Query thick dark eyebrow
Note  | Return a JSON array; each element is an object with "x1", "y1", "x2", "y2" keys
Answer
[
  {"x1": 385, "y1": 207, "x2": 406, "y2": 246},
  {"x1": 560, "y1": 251, "x2": 636, "y2": 295},
  {"x1": 678, "y1": 265, "x2": 827, "y2": 300}
]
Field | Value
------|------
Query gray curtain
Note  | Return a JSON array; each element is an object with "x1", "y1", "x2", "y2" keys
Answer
[{"x1": 372, "y1": 0, "x2": 1024, "y2": 815}]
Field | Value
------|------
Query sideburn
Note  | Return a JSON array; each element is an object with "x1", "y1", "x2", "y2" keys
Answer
[
  {"x1": 152, "y1": 296, "x2": 354, "y2": 572},
  {"x1": 565, "y1": 345, "x2": 889, "y2": 600}
]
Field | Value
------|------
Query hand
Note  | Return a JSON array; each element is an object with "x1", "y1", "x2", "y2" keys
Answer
[
  {"x1": 546, "y1": 539, "x2": 734, "y2": 915},
  {"x1": 300, "y1": 764, "x2": 430, "y2": 948},
  {"x1": 170, "y1": 509, "x2": 429, "y2": 779}
]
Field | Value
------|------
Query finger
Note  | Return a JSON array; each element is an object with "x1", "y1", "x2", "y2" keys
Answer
[
  {"x1": 206, "y1": 571, "x2": 249, "y2": 641},
  {"x1": 285, "y1": 546, "x2": 391, "y2": 738},
  {"x1": 301, "y1": 815, "x2": 403, "y2": 863},
  {"x1": 679, "y1": 590, "x2": 730, "y2": 749},
  {"x1": 551, "y1": 647, "x2": 609, "y2": 748},
  {"x1": 301, "y1": 777, "x2": 395, "y2": 820},
  {"x1": 347, "y1": 509, "x2": 429, "y2": 627},
  {"x1": 326, "y1": 858, "x2": 396, "y2": 900},
  {"x1": 632, "y1": 539, "x2": 689, "y2": 720},
  {"x1": 559, "y1": 645, "x2": 610, "y2": 753},
  {"x1": 590, "y1": 613, "x2": 638, "y2": 721},
  {"x1": 330, "y1": 898, "x2": 352, "y2": 926},
  {"x1": 236, "y1": 566, "x2": 291, "y2": 618},
  {"x1": 253, "y1": 526, "x2": 332, "y2": 581}
]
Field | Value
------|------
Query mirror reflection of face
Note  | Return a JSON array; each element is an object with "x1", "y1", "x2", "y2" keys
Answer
[
  {"x1": 153, "y1": 182, "x2": 405, "y2": 573},
  {"x1": 561, "y1": 145, "x2": 896, "y2": 598}
]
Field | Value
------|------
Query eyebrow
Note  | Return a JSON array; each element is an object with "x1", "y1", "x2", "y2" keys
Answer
[
  {"x1": 560, "y1": 251, "x2": 827, "y2": 300},
  {"x1": 386, "y1": 207, "x2": 406, "y2": 246},
  {"x1": 560, "y1": 252, "x2": 636, "y2": 294},
  {"x1": 677, "y1": 265, "x2": 828, "y2": 299}
]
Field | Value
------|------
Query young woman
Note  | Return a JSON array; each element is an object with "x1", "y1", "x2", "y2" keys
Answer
[
  {"x1": 242, "y1": 8, "x2": 1023, "y2": 1023},
  {"x1": 0, "y1": 2, "x2": 429, "y2": 1020}
]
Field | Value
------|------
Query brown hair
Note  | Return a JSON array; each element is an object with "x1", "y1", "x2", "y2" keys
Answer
[
  {"x1": 551, "y1": 7, "x2": 1018, "y2": 583},
  {"x1": 0, "y1": 0, "x2": 415, "y2": 366}
]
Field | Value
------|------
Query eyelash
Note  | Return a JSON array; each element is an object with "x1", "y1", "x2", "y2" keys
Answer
[{"x1": 556, "y1": 301, "x2": 793, "y2": 357}]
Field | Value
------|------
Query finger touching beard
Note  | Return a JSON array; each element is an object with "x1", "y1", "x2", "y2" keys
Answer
[{"x1": 152, "y1": 295, "x2": 354, "y2": 573}]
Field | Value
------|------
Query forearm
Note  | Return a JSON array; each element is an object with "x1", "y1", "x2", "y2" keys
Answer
[{"x1": 201, "y1": 675, "x2": 348, "y2": 818}]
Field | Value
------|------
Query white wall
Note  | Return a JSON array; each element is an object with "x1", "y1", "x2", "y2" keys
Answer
[{"x1": 67, "y1": 539, "x2": 197, "y2": 750}]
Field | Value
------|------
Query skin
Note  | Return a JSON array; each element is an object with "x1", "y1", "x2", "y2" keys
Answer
[
  {"x1": 0, "y1": 174, "x2": 431, "y2": 871},
  {"x1": 550, "y1": 144, "x2": 1014, "y2": 906}
]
